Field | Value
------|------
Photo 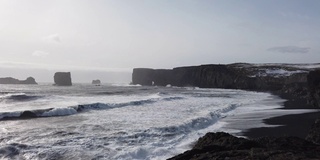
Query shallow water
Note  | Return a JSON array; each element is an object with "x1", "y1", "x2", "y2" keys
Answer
[{"x1": 0, "y1": 84, "x2": 314, "y2": 159}]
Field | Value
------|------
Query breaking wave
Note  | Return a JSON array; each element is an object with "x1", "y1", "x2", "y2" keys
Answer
[
  {"x1": 0, "y1": 95, "x2": 185, "y2": 120},
  {"x1": 153, "y1": 103, "x2": 239, "y2": 134},
  {"x1": 0, "y1": 93, "x2": 43, "y2": 102}
]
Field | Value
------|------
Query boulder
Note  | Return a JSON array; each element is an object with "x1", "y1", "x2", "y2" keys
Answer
[
  {"x1": 20, "y1": 111, "x2": 37, "y2": 118},
  {"x1": 0, "y1": 77, "x2": 37, "y2": 84},
  {"x1": 193, "y1": 132, "x2": 261, "y2": 150},
  {"x1": 54, "y1": 72, "x2": 72, "y2": 86}
]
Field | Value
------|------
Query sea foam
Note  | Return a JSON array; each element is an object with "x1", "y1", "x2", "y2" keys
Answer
[{"x1": 41, "y1": 108, "x2": 78, "y2": 117}]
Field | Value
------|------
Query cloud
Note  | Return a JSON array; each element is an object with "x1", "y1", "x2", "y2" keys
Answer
[
  {"x1": 32, "y1": 50, "x2": 50, "y2": 57},
  {"x1": 44, "y1": 34, "x2": 61, "y2": 43},
  {"x1": 267, "y1": 46, "x2": 310, "y2": 54}
]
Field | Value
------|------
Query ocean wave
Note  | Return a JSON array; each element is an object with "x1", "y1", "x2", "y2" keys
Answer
[
  {"x1": 91, "y1": 91, "x2": 126, "y2": 95},
  {"x1": 108, "y1": 103, "x2": 241, "y2": 158},
  {"x1": 0, "y1": 95, "x2": 184, "y2": 120},
  {"x1": 114, "y1": 104, "x2": 240, "y2": 142},
  {"x1": 153, "y1": 103, "x2": 239, "y2": 134},
  {"x1": 41, "y1": 108, "x2": 78, "y2": 117},
  {"x1": 111, "y1": 83, "x2": 142, "y2": 87},
  {"x1": 188, "y1": 93, "x2": 231, "y2": 98},
  {"x1": 0, "y1": 93, "x2": 43, "y2": 102},
  {"x1": 0, "y1": 143, "x2": 24, "y2": 159}
]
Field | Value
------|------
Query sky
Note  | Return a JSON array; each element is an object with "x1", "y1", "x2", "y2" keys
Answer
[{"x1": 0, "y1": 0, "x2": 319, "y2": 82}]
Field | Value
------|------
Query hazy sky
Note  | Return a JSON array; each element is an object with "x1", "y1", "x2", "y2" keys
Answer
[{"x1": 0, "y1": 0, "x2": 319, "y2": 82}]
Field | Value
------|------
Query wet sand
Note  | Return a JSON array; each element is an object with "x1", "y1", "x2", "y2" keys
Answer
[{"x1": 243, "y1": 92, "x2": 320, "y2": 139}]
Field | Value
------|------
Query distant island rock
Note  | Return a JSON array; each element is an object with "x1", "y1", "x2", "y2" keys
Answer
[
  {"x1": 0, "y1": 77, "x2": 37, "y2": 84},
  {"x1": 54, "y1": 72, "x2": 72, "y2": 86},
  {"x1": 92, "y1": 79, "x2": 101, "y2": 85}
]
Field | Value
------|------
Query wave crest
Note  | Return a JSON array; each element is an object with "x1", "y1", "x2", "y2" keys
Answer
[
  {"x1": 0, "y1": 93, "x2": 43, "y2": 102},
  {"x1": 0, "y1": 95, "x2": 184, "y2": 120}
]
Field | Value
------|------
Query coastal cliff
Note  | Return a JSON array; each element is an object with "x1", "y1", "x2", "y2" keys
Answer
[
  {"x1": 0, "y1": 77, "x2": 37, "y2": 84},
  {"x1": 132, "y1": 64, "x2": 320, "y2": 159},
  {"x1": 132, "y1": 63, "x2": 312, "y2": 93},
  {"x1": 54, "y1": 72, "x2": 72, "y2": 86},
  {"x1": 307, "y1": 70, "x2": 320, "y2": 107}
]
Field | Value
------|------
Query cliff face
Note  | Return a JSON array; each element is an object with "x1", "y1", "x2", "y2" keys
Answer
[
  {"x1": 132, "y1": 68, "x2": 156, "y2": 86},
  {"x1": 307, "y1": 70, "x2": 320, "y2": 107},
  {"x1": 132, "y1": 64, "x2": 310, "y2": 92},
  {"x1": 54, "y1": 72, "x2": 72, "y2": 86},
  {"x1": 0, "y1": 77, "x2": 37, "y2": 84}
]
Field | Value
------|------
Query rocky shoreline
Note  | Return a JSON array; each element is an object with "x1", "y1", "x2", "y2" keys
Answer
[
  {"x1": 167, "y1": 69, "x2": 320, "y2": 159},
  {"x1": 131, "y1": 63, "x2": 320, "y2": 159},
  {"x1": 242, "y1": 91, "x2": 319, "y2": 139},
  {"x1": 168, "y1": 132, "x2": 320, "y2": 160}
]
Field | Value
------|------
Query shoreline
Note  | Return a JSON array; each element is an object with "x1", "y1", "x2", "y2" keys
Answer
[
  {"x1": 169, "y1": 90, "x2": 320, "y2": 159},
  {"x1": 243, "y1": 91, "x2": 320, "y2": 139}
]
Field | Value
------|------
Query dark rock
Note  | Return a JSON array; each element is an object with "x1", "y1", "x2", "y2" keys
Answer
[
  {"x1": 92, "y1": 79, "x2": 101, "y2": 85},
  {"x1": 255, "y1": 136, "x2": 318, "y2": 151},
  {"x1": 306, "y1": 118, "x2": 320, "y2": 144},
  {"x1": 132, "y1": 68, "x2": 156, "y2": 86},
  {"x1": 281, "y1": 82, "x2": 309, "y2": 98},
  {"x1": 54, "y1": 72, "x2": 72, "y2": 86},
  {"x1": 0, "y1": 77, "x2": 20, "y2": 84},
  {"x1": 307, "y1": 70, "x2": 320, "y2": 107},
  {"x1": 193, "y1": 132, "x2": 262, "y2": 150},
  {"x1": 20, "y1": 111, "x2": 37, "y2": 118},
  {"x1": 20, "y1": 77, "x2": 37, "y2": 84},
  {"x1": 132, "y1": 65, "x2": 261, "y2": 89},
  {"x1": 169, "y1": 132, "x2": 320, "y2": 160},
  {"x1": 0, "y1": 77, "x2": 37, "y2": 84}
]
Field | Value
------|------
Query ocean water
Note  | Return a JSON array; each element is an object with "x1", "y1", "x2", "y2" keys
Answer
[{"x1": 0, "y1": 83, "x2": 315, "y2": 159}]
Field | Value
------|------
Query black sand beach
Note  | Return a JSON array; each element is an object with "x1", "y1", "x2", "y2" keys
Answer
[{"x1": 243, "y1": 92, "x2": 320, "y2": 139}]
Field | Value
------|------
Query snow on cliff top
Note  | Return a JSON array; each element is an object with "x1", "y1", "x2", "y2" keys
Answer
[
  {"x1": 250, "y1": 63, "x2": 320, "y2": 69},
  {"x1": 233, "y1": 63, "x2": 320, "y2": 78},
  {"x1": 250, "y1": 69, "x2": 307, "y2": 78}
]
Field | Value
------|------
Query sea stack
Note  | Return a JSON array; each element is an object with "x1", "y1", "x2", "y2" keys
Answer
[
  {"x1": 0, "y1": 77, "x2": 37, "y2": 84},
  {"x1": 92, "y1": 79, "x2": 101, "y2": 85},
  {"x1": 54, "y1": 72, "x2": 72, "y2": 86},
  {"x1": 20, "y1": 77, "x2": 38, "y2": 84}
]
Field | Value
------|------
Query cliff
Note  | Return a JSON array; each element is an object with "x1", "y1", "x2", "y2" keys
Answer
[
  {"x1": 132, "y1": 63, "x2": 313, "y2": 93},
  {"x1": 54, "y1": 72, "x2": 72, "y2": 86},
  {"x1": 307, "y1": 70, "x2": 320, "y2": 107},
  {"x1": 305, "y1": 70, "x2": 320, "y2": 144},
  {"x1": 0, "y1": 77, "x2": 37, "y2": 84}
]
